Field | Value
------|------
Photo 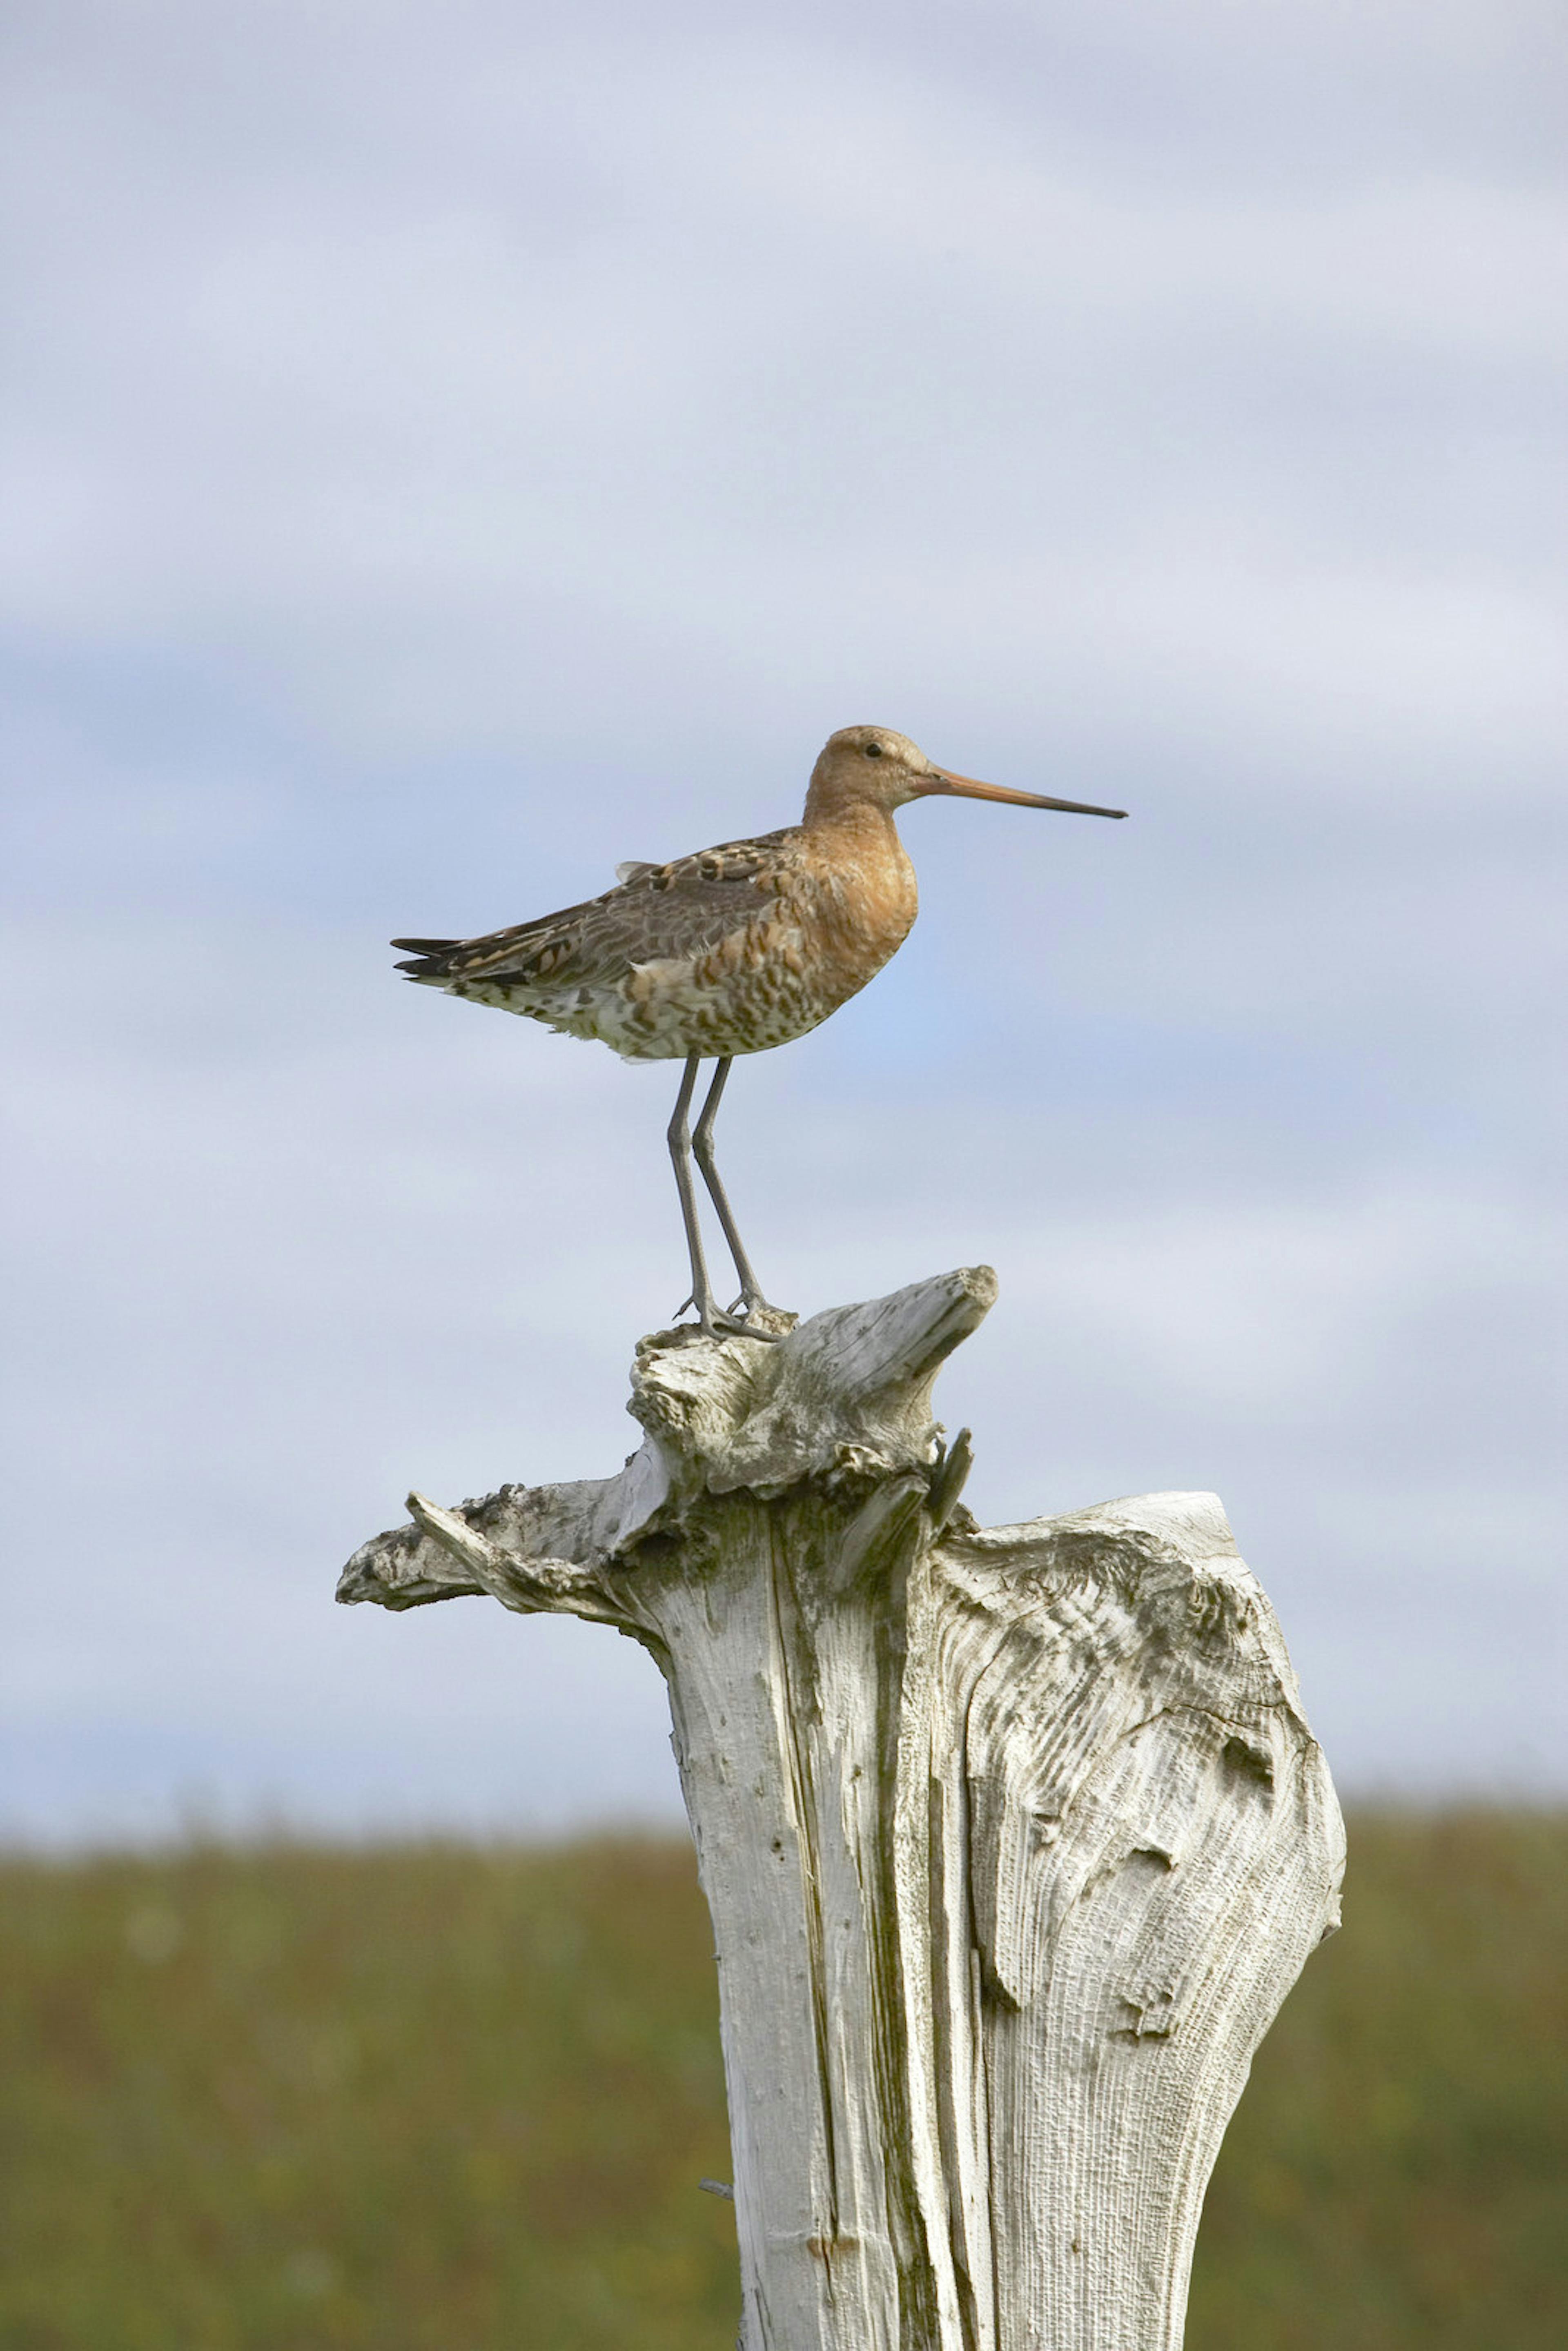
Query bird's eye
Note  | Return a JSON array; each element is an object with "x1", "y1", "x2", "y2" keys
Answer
[{"x1": 864, "y1": 742, "x2": 884, "y2": 759}]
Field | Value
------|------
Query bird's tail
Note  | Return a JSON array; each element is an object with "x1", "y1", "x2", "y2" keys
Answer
[{"x1": 390, "y1": 936, "x2": 460, "y2": 978}]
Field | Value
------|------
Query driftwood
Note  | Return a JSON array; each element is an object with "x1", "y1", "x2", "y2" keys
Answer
[{"x1": 339, "y1": 1267, "x2": 1343, "y2": 2351}]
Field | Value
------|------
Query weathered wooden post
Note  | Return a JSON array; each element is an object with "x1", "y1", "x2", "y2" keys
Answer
[{"x1": 339, "y1": 1267, "x2": 1343, "y2": 2351}]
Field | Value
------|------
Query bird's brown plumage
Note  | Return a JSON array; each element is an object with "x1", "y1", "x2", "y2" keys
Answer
[{"x1": 394, "y1": 723, "x2": 1124, "y2": 1063}]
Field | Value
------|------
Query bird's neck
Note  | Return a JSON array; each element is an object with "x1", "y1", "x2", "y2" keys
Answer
[
  {"x1": 802, "y1": 793, "x2": 914, "y2": 889},
  {"x1": 798, "y1": 790, "x2": 918, "y2": 942},
  {"x1": 802, "y1": 777, "x2": 904, "y2": 842}
]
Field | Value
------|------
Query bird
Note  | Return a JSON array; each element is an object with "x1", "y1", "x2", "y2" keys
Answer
[{"x1": 392, "y1": 724, "x2": 1125, "y2": 1339}]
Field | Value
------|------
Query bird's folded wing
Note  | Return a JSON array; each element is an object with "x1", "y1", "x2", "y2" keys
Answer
[{"x1": 403, "y1": 830, "x2": 802, "y2": 990}]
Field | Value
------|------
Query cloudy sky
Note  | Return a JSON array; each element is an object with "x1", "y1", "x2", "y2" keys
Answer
[{"x1": 4, "y1": 0, "x2": 1564, "y2": 1841}]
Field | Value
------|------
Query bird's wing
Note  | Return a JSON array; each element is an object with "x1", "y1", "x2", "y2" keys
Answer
[{"x1": 394, "y1": 830, "x2": 802, "y2": 989}]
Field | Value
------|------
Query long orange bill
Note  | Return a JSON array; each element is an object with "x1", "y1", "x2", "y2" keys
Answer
[{"x1": 928, "y1": 767, "x2": 1127, "y2": 818}]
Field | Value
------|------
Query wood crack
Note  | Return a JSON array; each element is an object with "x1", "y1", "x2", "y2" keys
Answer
[{"x1": 336, "y1": 1269, "x2": 1344, "y2": 2351}]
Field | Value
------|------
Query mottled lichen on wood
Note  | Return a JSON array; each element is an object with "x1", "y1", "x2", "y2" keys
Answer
[{"x1": 338, "y1": 1268, "x2": 1343, "y2": 2351}]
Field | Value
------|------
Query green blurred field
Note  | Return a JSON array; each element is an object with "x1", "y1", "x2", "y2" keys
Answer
[{"x1": 2, "y1": 1814, "x2": 1563, "y2": 2351}]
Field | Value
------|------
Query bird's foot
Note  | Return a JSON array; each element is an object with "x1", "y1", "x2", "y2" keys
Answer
[
  {"x1": 670, "y1": 1291, "x2": 792, "y2": 1343},
  {"x1": 726, "y1": 1293, "x2": 796, "y2": 1341}
]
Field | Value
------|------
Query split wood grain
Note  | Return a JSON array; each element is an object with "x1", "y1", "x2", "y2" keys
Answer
[{"x1": 339, "y1": 1268, "x2": 1343, "y2": 2351}]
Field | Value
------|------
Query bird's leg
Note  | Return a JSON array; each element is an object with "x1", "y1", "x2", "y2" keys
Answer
[
  {"x1": 667, "y1": 1055, "x2": 719, "y2": 1330},
  {"x1": 691, "y1": 1058, "x2": 786, "y2": 1333},
  {"x1": 666, "y1": 1056, "x2": 748, "y2": 1339}
]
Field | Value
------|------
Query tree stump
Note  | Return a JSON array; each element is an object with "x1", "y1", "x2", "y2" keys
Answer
[{"x1": 338, "y1": 1267, "x2": 1344, "y2": 2351}]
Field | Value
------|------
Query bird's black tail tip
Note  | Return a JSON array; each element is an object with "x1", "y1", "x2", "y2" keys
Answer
[{"x1": 391, "y1": 935, "x2": 459, "y2": 978}]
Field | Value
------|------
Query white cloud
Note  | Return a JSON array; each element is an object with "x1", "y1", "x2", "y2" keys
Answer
[
  {"x1": 3, "y1": 0, "x2": 1563, "y2": 1834},
  {"x1": 1, "y1": 3, "x2": 1561, "y2": 778}
]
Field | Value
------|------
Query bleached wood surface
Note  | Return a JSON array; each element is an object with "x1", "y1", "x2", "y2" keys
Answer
[{"x1": 339, "y1": 1268, "x2": 1344, "y2": 2351}]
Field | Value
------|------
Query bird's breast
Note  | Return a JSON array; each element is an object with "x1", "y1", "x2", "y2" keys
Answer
[
  {"x1": 597, "y1": 837, "x2": 915, "y2": 1060},
  {"x1": 802, "y1": 828, "x2": 920, "y2": 971}
]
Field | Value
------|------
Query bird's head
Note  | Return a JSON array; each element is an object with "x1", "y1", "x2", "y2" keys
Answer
[{"x1": 804, "y1": 724, "x2": 1126, "y2": 825}]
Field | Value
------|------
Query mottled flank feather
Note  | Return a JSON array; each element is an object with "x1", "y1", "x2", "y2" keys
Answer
[{"x1": 392, "y1": 818, "x2": 918, "y2": 1062}]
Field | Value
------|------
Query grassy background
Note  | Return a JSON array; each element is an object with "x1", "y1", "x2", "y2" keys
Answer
[{"x1": 2, "y1": 1813, "x2": 1564, "y2": 2349}]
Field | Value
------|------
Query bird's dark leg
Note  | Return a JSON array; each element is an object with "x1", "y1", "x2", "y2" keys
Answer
[
  {"x1": 662, "y1": 1055, "x2": 756, "y2": 1341},
  {"x1": 691, "y1": 1058, "x2": 786, "y2": 1334},
  {"x1": 666, "y1": 1058, "x2": 784, "y2": 1341},
  {"x1": 666, "y1": 1055, "x2": 723, "y2": 1332}
]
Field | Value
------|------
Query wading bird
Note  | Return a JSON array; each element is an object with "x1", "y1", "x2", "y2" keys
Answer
[{"x1": 393, "y1": 725, "x2": 1125, "y2": 1337}]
